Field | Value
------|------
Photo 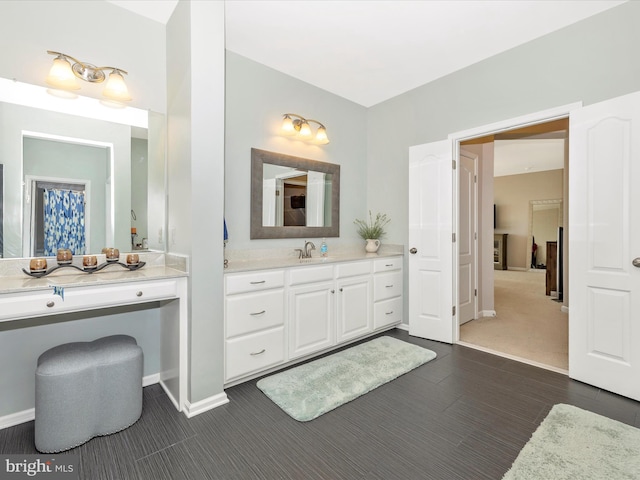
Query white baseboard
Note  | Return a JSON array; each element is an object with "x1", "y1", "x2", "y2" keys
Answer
[
  {"x1": 0, "y1": 373, "x2": 161, "y2": 431},
  {"x1": 396, "y1": 323, "x2": 409, "y2": 332},
  {"x1": 183, "y1": 392, "x2": 229, "y2": 418},
  {"x1": 479, "y1": 310, "x2": 497, "y2": 317},
  {"x1": 0, "y1": 408, "x2": 35, "y2": 430},
  {"x1": 143, "y1": 373, "x2": 160, "y2": 387}
]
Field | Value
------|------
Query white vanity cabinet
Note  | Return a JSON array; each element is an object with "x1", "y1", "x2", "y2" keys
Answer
[
  {"x1": 224, "y1": 270, "x2": 286, "y2": 382},
  {"x1": 373, "y1": 257, "x2": 404, "y2": 329},
  {"x1": 288, "y1": 265, "x2": 335, "y2": 359},
  {"x1": 224, "y1": 255, "x2": 402, "y2": 385},
  {"x1": 335, "y1": 261, "x2": 372, "y2": 343}
]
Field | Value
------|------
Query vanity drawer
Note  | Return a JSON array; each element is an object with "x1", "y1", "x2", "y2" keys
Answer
[
  {"x1": 373, "y1": 271, "x2": 403, "y2": 301},
  {"x1": 226, "y1": 289, "x2": 285, "y2": 338},
  {"x1": 0, "y1": 280, "x2": 178, "y2": 322},
  {"x1": 335, "y1": 260, "x2": 371, "y2": 279},
  {"x1": 373, "y1": 296, "x2": 403, "y2": 329},
  {"x1": 373, "y1": 256, "x2": 403, "y2": 272},
  {"x1": 226, "y1": 270, "x2": 285, "y2": 295},
  {"x1": 288, "y1": 265, "x2": 333, "y2": 286},
  {"x1": 225, "y1": 327, "x2": 285, "y2": 381}
]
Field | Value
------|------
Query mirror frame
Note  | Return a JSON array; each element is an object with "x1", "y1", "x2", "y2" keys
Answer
[{"x1": 250, "y1": 148, "x2": 340, "y2": 239}]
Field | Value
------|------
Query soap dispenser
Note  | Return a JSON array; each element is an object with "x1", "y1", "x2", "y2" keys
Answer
[{"x1": 320, "y1": 238, "x2": 328, "y2": 257}]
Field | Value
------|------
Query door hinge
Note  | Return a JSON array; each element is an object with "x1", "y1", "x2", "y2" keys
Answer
[
  {"x1": 452, "y1": 306, "x2": 456, "y2": 316},
  {"x1": 474, "y1": 289, "x2": 477, "y2": 297},
  {"x1": 452, "y1": 233, "x2": 456, "y2": 243},
  {"x1": 452, "y1": 160, "x2": 457, "y2": 170},
  {"x1": 474, "y1": 175, "x2": 477, "y2": 183},
  {"x1": 275, "y1": 191, "x2": 280, "y2": 196},
  {"x1": 474, "y1": 232, "x2": 477, "y2": 240}
]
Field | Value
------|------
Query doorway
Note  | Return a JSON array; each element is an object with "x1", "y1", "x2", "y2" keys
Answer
[{"x1": 457, "y1": 119, "x2": 569, "y2": 372}]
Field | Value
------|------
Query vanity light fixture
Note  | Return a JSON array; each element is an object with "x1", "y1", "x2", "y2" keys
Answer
[
  {"x1": 281, "y1": 113, "x2": 330, "y2": 145},
  {"x1": 45, "y1": 50, "x2": 132, "y2": 102}
]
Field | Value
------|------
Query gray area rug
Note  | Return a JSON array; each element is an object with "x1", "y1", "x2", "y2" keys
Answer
[
  {"x1": 503, "y1": 403, "x2": 640, "y2": 479},
  {"x1": 256, "y1": 336, "x2": 437, "y2": 421}
]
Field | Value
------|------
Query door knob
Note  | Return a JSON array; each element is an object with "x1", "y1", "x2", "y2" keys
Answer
[
  {"x1": 410, "y1": 248, "x2": 417, "y2": 254},
  {"x1": 633, "y1": 258, "x2": 640, "y2": 268}
]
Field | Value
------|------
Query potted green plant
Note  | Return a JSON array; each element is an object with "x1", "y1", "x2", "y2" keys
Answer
[{"x1": 354, "y1": 211, "x2": 390, "y2": 253}]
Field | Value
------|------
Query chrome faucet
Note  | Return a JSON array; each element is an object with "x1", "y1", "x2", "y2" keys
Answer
[
  {"x1": 294, "y1": 241, "x2": 316, "y2": 259},
  {"x1": 304, "y1": 241, "x2": 316, "y2": 258},
  {"x1": 303, "y1": 241, "x2": 316, "y2": 258}
]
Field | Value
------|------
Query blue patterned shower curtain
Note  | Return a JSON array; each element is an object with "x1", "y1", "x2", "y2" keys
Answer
[{"x1": 43, "y1": 189, "x2": 86, "y2": 256}]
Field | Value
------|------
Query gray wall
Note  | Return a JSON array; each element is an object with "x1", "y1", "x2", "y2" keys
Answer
[
  {"x1": 167, "y1": 1, "x2": 226, "y2": 404},
  {"x1": 367, "y1": 1, "x2": 640, "y2": 323},
  {"x1": 367, "y1": 1, "x2": 640, "y2": 247},
  {"x1": 225, "y1": 52, "x2": 368, "y2": 250},
  {"x1": 0, "y1": 0, "x2": 167, "y2": 113}
]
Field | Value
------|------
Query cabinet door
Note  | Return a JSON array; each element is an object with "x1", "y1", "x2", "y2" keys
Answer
[
  {"x1": 336, "y1": 276, "x2": 372, "y2": 343},
  {"x1": 289, "y1": 281, "x2": 335, "y2": 359}
]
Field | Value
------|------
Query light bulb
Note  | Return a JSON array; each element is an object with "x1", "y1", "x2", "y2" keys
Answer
[
  {"x1": 281, "y1": 115, "x2": 295, "y2": 135},
  {"x1": 299, "y1": 121, "x2": 312, "y2": 138},
  {"x1": 46, "y1": 56, "x2": 80, "y2": 90},
  {"x1": 315, "y1": 126, "x2": 329, "y2": 144},
  {"x1": 102, "y1": 70, "x2": 131, "y2": 102}
]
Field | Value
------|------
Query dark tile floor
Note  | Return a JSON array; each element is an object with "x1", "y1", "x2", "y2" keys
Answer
[{"x1": 2, "y1": 329, "x2": 639, "y2": 479}]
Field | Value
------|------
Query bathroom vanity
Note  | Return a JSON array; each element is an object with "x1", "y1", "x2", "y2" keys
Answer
[
  {"x1": 0, "y1": 253, "x2": 188, "y2": 429},
  {"x1": 224, "y1": 252, "x2": 403, "y2": 385}
]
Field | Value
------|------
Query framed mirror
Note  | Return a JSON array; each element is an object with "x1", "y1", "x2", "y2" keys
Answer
[
  {"x1": 0, "y1": 78, "x2": 166, "y2": 258},
  {"x1": 251, "y1": 148, "x2": 340, "y2": 239},
  {"x1": 527, "y1": 199, "x2": 563, "y2": 269}
]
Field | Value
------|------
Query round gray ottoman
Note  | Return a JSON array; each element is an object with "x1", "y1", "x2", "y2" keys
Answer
[{"x1": 35, "y1": 334, "x2": 143, "y2": 453}]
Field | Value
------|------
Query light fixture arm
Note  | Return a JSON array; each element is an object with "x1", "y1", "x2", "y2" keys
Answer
[
  {"x1": 46, "y1": 50, "x2": 128, "y2": 82},
  {"x1": 282, "y1": 113, "x2": 325, "y2": 130},
  {"x1": 281, "y1": 113, "x2": 330, "y2": 145}
]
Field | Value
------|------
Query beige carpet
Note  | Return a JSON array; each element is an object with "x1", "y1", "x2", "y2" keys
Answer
[{"x1": 460, "y1": 270, "x2": 568, "y2": 371}]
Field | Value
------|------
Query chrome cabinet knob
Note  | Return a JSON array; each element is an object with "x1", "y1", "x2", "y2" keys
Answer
[
  {"x1": 633, "y1": 258, "x2": 640, "y2": 268},
  {"x1": 409, "y1": 248, "x2": 417, "y2": 254}
]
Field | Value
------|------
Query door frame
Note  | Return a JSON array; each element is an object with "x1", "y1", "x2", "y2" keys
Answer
[{"x1": 448, "y1": 102, "x2": 581, "y2": 343}]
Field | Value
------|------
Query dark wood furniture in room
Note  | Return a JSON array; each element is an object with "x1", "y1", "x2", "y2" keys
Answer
[
  {"x1": 546, "y1": 241, "x2": 558, "y2": 296},
  {"x1": 494, "y1": 234, "x2": 508, "y2": 270}
]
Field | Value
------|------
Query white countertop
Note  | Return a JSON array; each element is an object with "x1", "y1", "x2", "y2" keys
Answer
[
  {"x1": 225, "y1": 250, "x2": 403, "y2": 273},
  {"x1": 0, "y1": 253, "x2": 189, "y2": 294}
]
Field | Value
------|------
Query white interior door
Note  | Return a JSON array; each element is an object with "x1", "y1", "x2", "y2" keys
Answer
[
  {"x1": 408, "y1": 140, "x2": 454, "y2": 343},
  {"x1": 569, "y1": 90, "x2": 640, "y2": 401},
  {"x1": 458, "y1": 150, "x2": 477, "y2": 324}
]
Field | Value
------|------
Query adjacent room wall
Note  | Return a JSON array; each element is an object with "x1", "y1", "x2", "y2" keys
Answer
[{"x1": 494, "y1": 170, "x2": 564, "y2": 270}]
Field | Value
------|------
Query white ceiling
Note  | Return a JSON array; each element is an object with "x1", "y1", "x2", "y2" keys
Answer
[
  {"x1": 108, "y1": 0, "x2": 625, "y2": 107},
  {"x1": 107, "y1": 0, "x2": 602, "y2": 176},
  {"x1": 493, "y1": 139, "x2": 565, "y2": 177}
]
